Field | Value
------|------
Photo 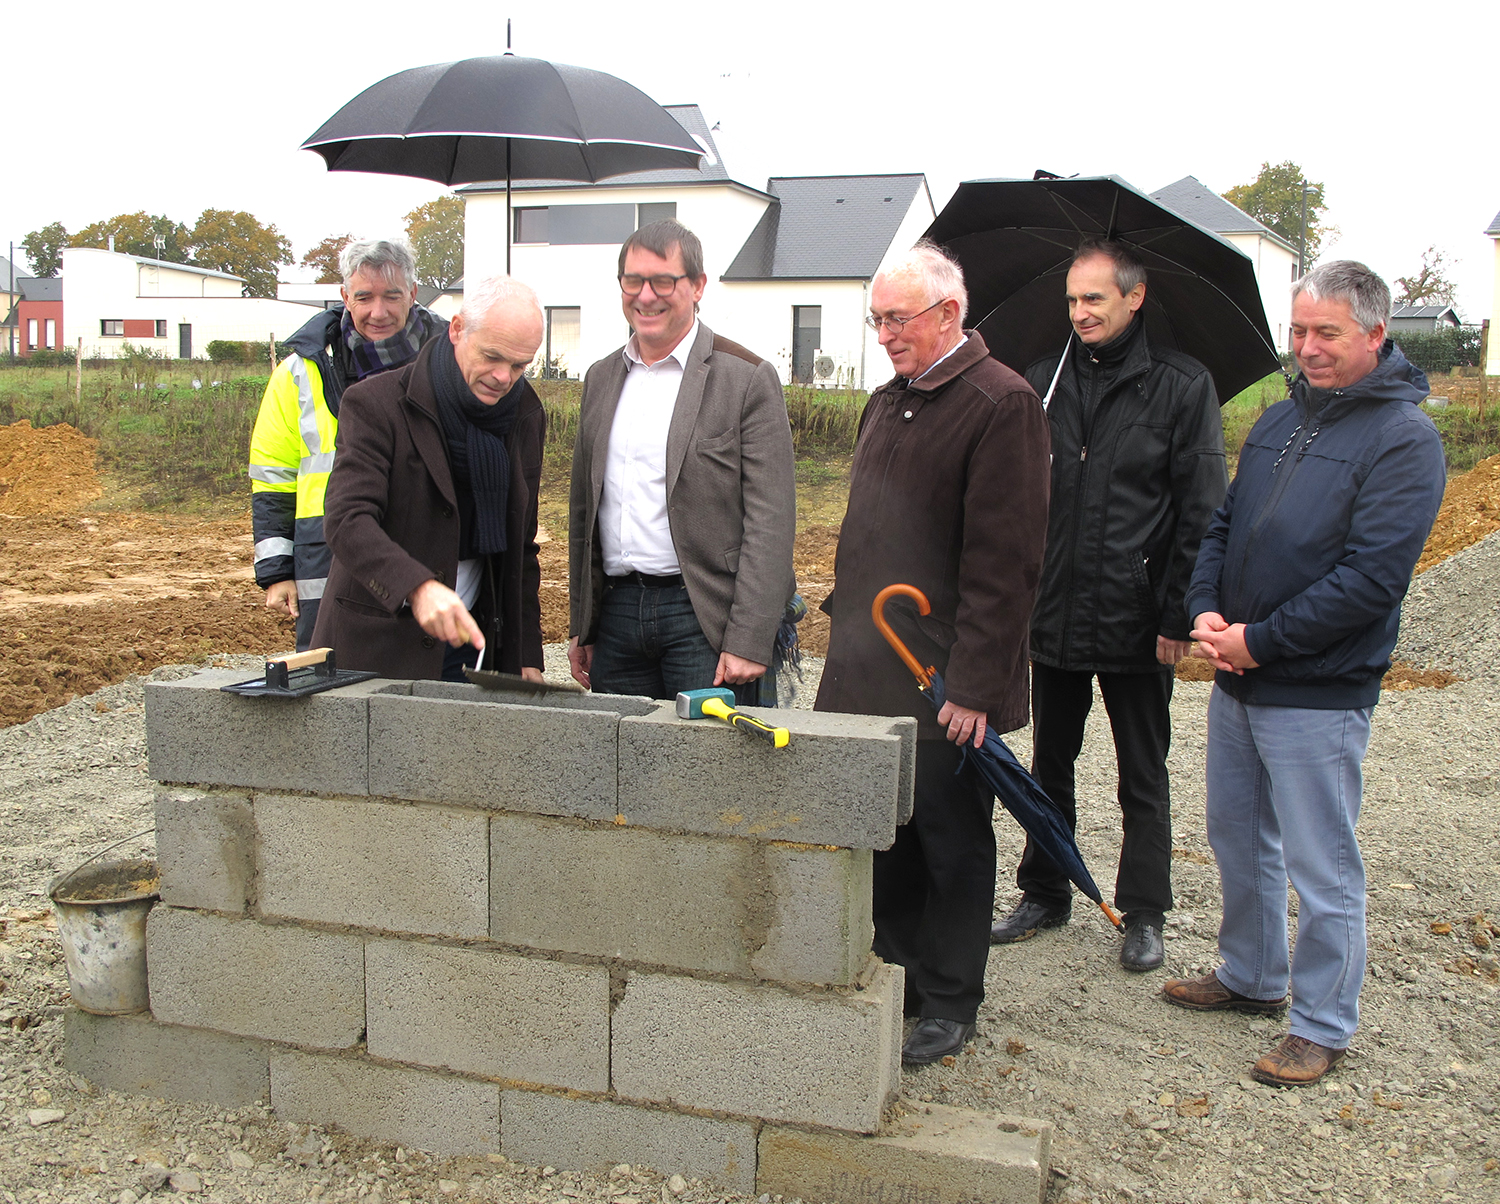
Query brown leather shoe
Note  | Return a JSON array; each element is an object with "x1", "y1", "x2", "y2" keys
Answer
[
  {"x1": 1161, "y1": 972, "x2": 1287, "y2": 1014},
  {"x1": 1250, "y1": 1035, "x2": 1346, "y2": 1087}
]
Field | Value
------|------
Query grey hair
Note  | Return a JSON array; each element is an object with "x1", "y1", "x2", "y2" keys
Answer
[
  {"x1": 878, "y1": 239, "x2": 969, "y2": 324},
  {"x1": 618, "y1": 219, "x2": 704, "y2": 280},
  {"x1": 1073, "y1": 238, "x2": 1147, "y2": 297},
  {"x1": 339, "y1": 238, "x2": 417, "y2": 291},
  {"x1": 1291, "y1": 260, "x2": 1390, "y2": 335},
  {"x1": 459, "y1": 274, "x2": 542, "y2": 327}
]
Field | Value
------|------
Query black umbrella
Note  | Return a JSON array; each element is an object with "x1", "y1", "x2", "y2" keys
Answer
[
  {"x1": 873, "y1": 585, "x2": 1124, "y2": 933},
  {"x1": 302, "y1": 55, "x2": 703, "y2": 271},
  {"x1": 925, "y1": 175, "x2": 1280, "y2": 401}
]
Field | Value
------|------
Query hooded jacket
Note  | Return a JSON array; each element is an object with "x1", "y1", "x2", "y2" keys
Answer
[
  {"x1": 248, "y1": 304, "x2": 446, "y2": 613},
  {"x1": 1025, "y1": 318, "x2": 1227, "y2": 672},
  {"x1": 1185, "y1": 342, "x2": 1446, "y2": 709}
]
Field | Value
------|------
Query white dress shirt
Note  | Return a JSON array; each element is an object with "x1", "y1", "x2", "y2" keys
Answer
[{"x1": 599, "y1": 321, "x2": 699, "y2": 576}]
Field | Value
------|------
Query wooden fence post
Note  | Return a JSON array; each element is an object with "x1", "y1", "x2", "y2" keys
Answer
[
  {"x1": 76, "y1": 337, "x2": 83, "y2": 409},
  {"x1": 1480, "y1": 319, "x2": 1490, "y2": 410}
]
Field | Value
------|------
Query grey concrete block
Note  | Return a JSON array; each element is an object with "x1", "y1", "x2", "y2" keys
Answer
[
  {"x1": 271, "y1": 1049, "x2": 498, "y2": 1156},
  {"x1": 489, "y1": 815, "x2": 870, "y2": 984},
  {"x1": 894, "y1": 718, "x2": 917, "y2": 826},
  {"x1": 758, "y1": 1105, "x2": 1054, "y2": 1204},
  {"x1": 502, "y1": 1091, "x2": 756, "y2": 1193},
  {"x1": 368, "y1": 694, "x2": 620, "y2": 819},
  {"x1": 64, "y1": 1010, "x2": 269, "y2": 1107},
  {"x1": 365, "y1": 940, "x2": 608, "y2": 1091},
  {"x1": 154, "y1": 787, "x2": 254, "y2": 913},
  {"x1": 612, "y1": 961, "x2": 903, "y2": 1132},
  {"x1": 413, "y1": 679, "x2": 657, "y2": 716},
  {"x1": 617, "y1": 708, "x2": 911, "y2": 849},
  {"x1": 146, "y1": 908, "x2": 364, "y2": 1049},
  {"x1": 257, "y1": 795, "x2": 488, "y2": 937},
  {"x1": 144, "y1": 670, "x2": 398, "y2": 795}
]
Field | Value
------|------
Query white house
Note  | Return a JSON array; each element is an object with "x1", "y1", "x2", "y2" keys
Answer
[
  {"x1": 1151, "y1": 176, "x2": 1299, "y2": 353},
  {"x1": 459, "y1": 105, "x2": 934, "y2": 388},
  {"x1": 1487, "y1": 207, "x2": 1500, "y2": 376},
  {"x1": 63, "y1": 248, "x2": 322, "y2": 359}
]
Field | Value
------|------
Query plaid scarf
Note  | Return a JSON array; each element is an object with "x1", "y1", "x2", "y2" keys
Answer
[{"x1": 342, "y1": 303, "x2": 441, "y2": 381}]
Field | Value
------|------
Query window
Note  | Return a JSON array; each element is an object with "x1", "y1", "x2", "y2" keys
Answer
[
  {"x1": 544, "y1": 308, "x2": 581, "y2": 379},
  {"x1": 637, "y1": 202, "x2": 677, "y2": 227},
  {"x1": 101, "y1": 319, "x2": 124, "y2": 337},
  {"x1": 513, "y1": 203, "x2": 636, "y2": 245},
  {"x1": 44, "y1": 319, "x2": 56, "y2": 349},
  {"x1": 155, "y1": 320, "x2": 167, "y2": 339},
  {"x1": 27, "y1": 319, "x2": 38, "y2": 349}
]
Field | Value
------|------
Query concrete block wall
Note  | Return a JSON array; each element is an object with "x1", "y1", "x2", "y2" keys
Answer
[{"x1": 119, "y1": 669, "x2": 933, "y2": 1191}]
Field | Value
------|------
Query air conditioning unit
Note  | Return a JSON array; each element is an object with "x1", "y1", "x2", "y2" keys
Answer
[{"x1": 812, "y1": 349, "x2": 851, "y2": 388}]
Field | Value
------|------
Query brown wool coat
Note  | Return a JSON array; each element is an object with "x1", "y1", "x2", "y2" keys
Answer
[
  {"x1": 311, "y1": 339, "x2": 545, "y2": 681},
  {"x1": 814, "y1": 333, "x2": 1051, "y2": 739}
]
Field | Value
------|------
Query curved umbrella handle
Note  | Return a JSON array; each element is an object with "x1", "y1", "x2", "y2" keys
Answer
[{"x1": 872, "y1": 584, "x2": 937, "y2": 691}]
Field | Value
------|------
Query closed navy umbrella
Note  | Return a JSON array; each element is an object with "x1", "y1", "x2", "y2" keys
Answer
[
  {"x1": 925, "y1": 174, "x2": 1280, "y2": 401},
  {"x1": 302, "y1": 55, "x2": 703, "y2": 270},
  {"x1": 873, "y1": 584, "x2": 1124, "y2": 932}
]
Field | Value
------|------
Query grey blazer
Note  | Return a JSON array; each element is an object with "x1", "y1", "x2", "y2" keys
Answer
[{"x1": 569, "y1": 322, "x2": 796, "y2": 665}]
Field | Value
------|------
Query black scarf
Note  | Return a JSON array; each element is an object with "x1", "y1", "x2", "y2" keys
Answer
[{"x1": 428, "y1": 334, "x2": 518, "y2": 558}]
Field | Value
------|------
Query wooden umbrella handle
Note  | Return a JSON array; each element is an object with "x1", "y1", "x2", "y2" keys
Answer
[{"x1": 871, "y1": 584, "x2": 936, "y2": 690}]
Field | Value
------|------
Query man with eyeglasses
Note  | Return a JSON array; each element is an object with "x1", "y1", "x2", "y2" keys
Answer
[
  {"x1": 816, "y1": 240, "x2": 1050, "y2": 1065},
  {"x1": 567, "y1": 219, "x2": 795, "y2": 704}
]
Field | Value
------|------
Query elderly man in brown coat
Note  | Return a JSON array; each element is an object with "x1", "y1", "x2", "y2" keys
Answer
[
  {"x1": 313, "y1": 275, "x2": 547, "y2": 683},
  {"x1": 816, "y1": 241, "x2": 1051, "y2": 1065}
]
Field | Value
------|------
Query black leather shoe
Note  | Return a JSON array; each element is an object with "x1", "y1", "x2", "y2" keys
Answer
[
  {"x1": 901, "y1": 1018, "x2": 976, "y2": 1065},
  {"x1": 1120, "y1": 921, "x2": 1165, "y2": 972},
  {"x1": 990, "y1": 898, "x2": 1070, "y2": 944}
]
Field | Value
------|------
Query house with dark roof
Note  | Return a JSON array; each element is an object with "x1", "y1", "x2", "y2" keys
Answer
[
  {"x1": 1150, "y1": 176, "x2": 1300, "y2": 352},
  {"x1": 2, "y1": 254, "x2": 31, "y2": 356},
  {"x1": 1389, "y1": 304, "x2": 1461, "y2": 333},
  {"x1": 13, "y1": 276, "x2": 64, "y2": 357},
  {"x1": 1487, "y1": 207, "x2": 1500, "y2": 375},
  {"x1": 458, "y1": 105, "x2": 935, "y2": 386}
]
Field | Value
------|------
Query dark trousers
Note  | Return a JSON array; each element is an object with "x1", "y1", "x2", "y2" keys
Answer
[
  {"x1": 590, "y1": 581, "x2": 771, "y2": 705},
  {"x1": 1020, "y1": 661, "x2": 1174, "y2": 926},
  {"x1": 873, "y1": 739, "x2": 996, "y2": 1024},
  {"x1": 293, "y1": 597, "x2": 321, "y2": 653}
]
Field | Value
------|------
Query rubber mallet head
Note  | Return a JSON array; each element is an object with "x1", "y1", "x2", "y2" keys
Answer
[{"x1": 676, "y1": 686, "x2": 736, "y2": 718}]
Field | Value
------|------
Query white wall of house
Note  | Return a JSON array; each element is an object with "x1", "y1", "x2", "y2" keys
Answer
[
  {"x1": 1220, "y1": 232, "x2": 1297, "y2": 354},
  {"x1": 712, "y1": 280, "x2": 870, "y2": 387},
  {"x1": 64, "y1": 248, "x2": 322, "y2": 359},
  {"x1": 1489, "y1": 236, "x2": 1500, "y2": 377}
]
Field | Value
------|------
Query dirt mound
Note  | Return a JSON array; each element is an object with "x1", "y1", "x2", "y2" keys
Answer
[
  {"x1": 0, "y1": 420, "x2": 103, "y2": 516},
  {"x1": 1416, "y1": 452, "x2": 1500, "y2": 573}
]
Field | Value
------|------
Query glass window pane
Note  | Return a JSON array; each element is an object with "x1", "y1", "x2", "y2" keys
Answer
[
  {"x1": 638, "y1": 202, "x2": 677, "y2": 227},
  {"x1": 548, "y1": 204, "x2": 635, "y2": 245},
  {"x1": 795, "y1": 306, "x2": 822, "y2": 329},
  {"x1": 515, "y1": 208, "x2": 549, "y2": 244},
  {"x1": 546, "y1": 307, "x2": 582, "y2": 379}
]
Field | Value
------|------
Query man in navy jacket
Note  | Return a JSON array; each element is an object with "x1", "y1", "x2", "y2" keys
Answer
[{"x1": 1166, "y1": 260, "x2": 1445, "y2": 1087}]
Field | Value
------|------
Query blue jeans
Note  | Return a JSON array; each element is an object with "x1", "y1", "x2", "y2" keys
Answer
[
  {"x1": 590, "y1": 582, "x2": 772, "y2": 705},
  {"x1": 1205, "y1": 685, "x2": 1372, "y2": 1049}
]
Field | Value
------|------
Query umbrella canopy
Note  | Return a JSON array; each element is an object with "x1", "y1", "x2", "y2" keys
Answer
[
  {"x1": 872, "y1": 584, "x2": 1123, "y2": 932},
  {"x1": 925, "y1": 175, "x2": 1281, "y2": 401},
  {"x1": 302, "y1": 56, "x2": 704, "y2": 186}
]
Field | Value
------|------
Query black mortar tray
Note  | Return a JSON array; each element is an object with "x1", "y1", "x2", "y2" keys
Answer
[{"x1": 221, "y1": 648, "x2": 377, "y2": 698}]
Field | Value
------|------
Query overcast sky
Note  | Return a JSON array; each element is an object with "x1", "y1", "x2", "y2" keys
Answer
[{"x1": 8, "y1": 1, "x2": 1497, "y2": 320}]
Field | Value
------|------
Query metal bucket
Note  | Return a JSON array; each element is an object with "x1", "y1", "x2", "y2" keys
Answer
[{"x1": 48, "y1": 858, "x2": 160, "y2": 1015}]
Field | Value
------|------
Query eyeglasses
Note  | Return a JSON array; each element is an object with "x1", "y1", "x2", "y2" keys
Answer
[
  {"x1": 619, "y1": 273, "x2": 689, "y2": 296},
  {"x1": 864, "y1": 298, "x2": 946, "y2": 333}
]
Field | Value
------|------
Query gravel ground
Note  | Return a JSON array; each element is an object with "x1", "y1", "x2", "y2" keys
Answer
[
  {"x1": 1397, "y1": 530, "x2": 1500, "y2": 681},
  {"x1": 1, "y1": 646, "x2": 1496, "y2": 1204}
]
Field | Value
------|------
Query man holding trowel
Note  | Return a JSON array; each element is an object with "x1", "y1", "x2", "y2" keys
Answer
[{"x1": 815, "y1": 241, "x2": 1050, "y2": 1065}]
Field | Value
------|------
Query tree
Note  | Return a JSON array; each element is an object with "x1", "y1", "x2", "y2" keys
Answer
[
  {"x1": 1394, "y1": 246, "x2": 1457, "y2": 307},
  {"x1": 300, "y1": 234, "x2": 355, "y2": 284},
  {"x1": 1224, "y1": 162, "x2": 1331, "y2": 265},
  {"x1": 70, "y1": 212, "x2": 191, "y2": 262},
  {"x1": 405, "y1": 197, "x2": 465, "y2": 287},
  {"x1": 188, "y1": 209, "x2": 294, "y2": 298},
  {"x1": 21, "y1": 222, "x2": 68, "y2": 277}
]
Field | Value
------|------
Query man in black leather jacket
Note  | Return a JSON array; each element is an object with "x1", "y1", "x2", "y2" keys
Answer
[{"x1": 990, "y1": 239, "x2": 1227, "y2": 972}]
